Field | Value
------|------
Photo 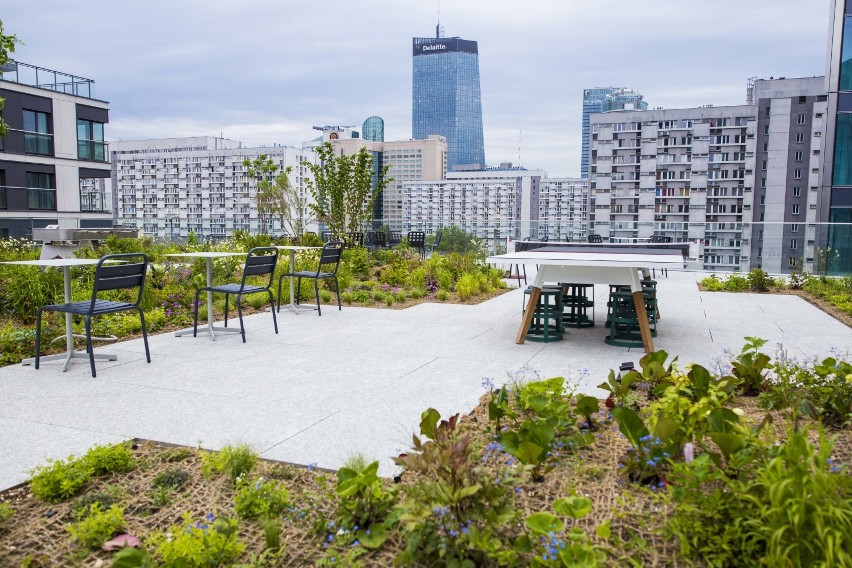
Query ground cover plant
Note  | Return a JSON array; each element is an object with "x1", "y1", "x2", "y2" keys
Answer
[
  {"x1": 0, "y1": 231, "x2": 508, "y2": 367},
  {"x1": 700, "y1": 269, "x2": 852, "y2": 323},
  {"x1": 1, "y1": 340, "x2": 850, "y2": 566}
]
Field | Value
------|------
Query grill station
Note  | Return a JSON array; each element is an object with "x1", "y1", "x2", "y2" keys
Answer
[{"x1": 32, "y1": 226, "x2": 141, "y2": 259}]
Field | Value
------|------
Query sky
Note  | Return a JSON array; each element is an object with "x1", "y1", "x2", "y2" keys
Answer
[{"x1": 3, "y1": 0, "x2": 831, "y2": 177}]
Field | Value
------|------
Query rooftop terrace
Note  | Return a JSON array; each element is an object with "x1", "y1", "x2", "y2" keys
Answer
[
  {"x1": 0, "y1": 270, "x2": 849, "y2": 489},
  {"x1": 0, "y1": 60, "x2": 97, "y2": 99}
]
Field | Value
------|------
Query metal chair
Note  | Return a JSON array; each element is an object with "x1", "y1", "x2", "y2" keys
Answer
[
  {"x1": 587, "y1": 234, "x2": 603, "y2": 243},
  {"x1": 35, "y1": 253, "x2": 151, "y2": 378},
  {"x1": 429, "y1": 230, "x2": 443, "y2": 256},
  {"x1": 407, "y1": 231, "x2": 426, "y2": 259},
  {"x1": 367, "y1": 231, "x2": 386, "y2": 251},
  {"x1": 388, "y1": 231, "x2": 403, "y2": 247},
  {"x1": 649, "y1": 235, "x2": 672, "y2": 243},
  {"x1": 193, "y1": 247, "x2": 279, "y2": 343},
  {"x1": 346, "y1": 232, "x2": 364, "y2": 248},
  {"x1": 321, "y1": 231, "x2": 335, "y2": 243},
  {"x1": 277, "y1": 241, "x2": 344, "y2": 316}
]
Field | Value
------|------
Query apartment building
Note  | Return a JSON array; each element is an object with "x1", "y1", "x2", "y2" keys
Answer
[
  {"x1": 332, "y1": 135, "x2": 447, "y2": 229},
  {"x1": 590, "y1": 105, "x2": 757, "y2": 272},
  {"x1": 537, "y1": 178, "x2": 590, "y2": 242},
  {"x1": 751, "y1": 77, "x2": 826, "y2": 273},
  {"x1": 110, "y1": 137, "x2": 315, "y2": 240},
  {"x1": 0, "y1": 61, "x2": 112, "y2": 238}
]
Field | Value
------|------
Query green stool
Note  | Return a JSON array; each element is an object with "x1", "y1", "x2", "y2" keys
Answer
[
  {"x1": 605, "y1": 290, "x2": 652, "y2": 347},
  {"x1": 524, "y1": 286, "x2": 564, "y2": 342},
  {"x1": 560, "y1": 283, "x2": 594, "y2": 328}
]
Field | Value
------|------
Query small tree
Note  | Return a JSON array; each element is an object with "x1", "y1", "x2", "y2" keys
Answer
[
  {"x1": 305, "y1": 142, "x2": 391, "y2": 238},
  {"x1": 243, "y1": 155, "x2": 278, "y2": 235},
  {"x1": 0, "y1": 21, "x2": 22, "y2": 139}
]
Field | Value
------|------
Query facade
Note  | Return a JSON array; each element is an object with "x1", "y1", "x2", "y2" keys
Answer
[
  {"x1": 751, "y1": 77, "x2": 826, "y2": 274},
  {"x1": 412, "y1": 36, "x2": 485, "y2": 171},
  {"x1": 362, "y1": 116, "x2": 384, "y2": 142},
  {"x1": 110, "y1": 137, "x2": 315, "y2": 240},
  {"x1": 402, "y1": 168, "x2": 580, "y2": 247},
  {"x1": 0, "y1": 61, "x2": 112, "y2": 238},
  {"x1": 581, "y1": 88, "x2": 648, "y2": 179},
  {"x1": 332, "y1": 135, "x2": 447, "y2": 230},
  {"x1": 822, "y1": 0, "x2": 852, "y2": 274},
  {"x1": 590, "y1": 105, "x2": 757, "y2": 272}
]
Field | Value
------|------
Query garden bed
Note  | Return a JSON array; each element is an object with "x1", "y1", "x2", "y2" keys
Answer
[{"x1": 1, "y1": 343, "x2": 850, "y2": 567}]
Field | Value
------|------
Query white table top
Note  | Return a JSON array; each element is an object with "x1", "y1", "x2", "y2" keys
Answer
[
  {"x1": 487, "y1": 249, "x2": 683, "y2": 269},
  {"x1": 275, "y1": 245, "x2": 323, "y2": 251},
  {"x1": 165, "y1": 251, "x2": 246, "y2": 259},
  {"x1": 0, "y1": 258, "x2": 102, "y2": 267}
]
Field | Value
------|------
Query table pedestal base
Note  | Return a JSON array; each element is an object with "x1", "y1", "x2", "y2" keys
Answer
[
  {"x1": 22, "y1": 351, "x2": 118, "y2": 372},
  {"x1": 174, "y1": 324, "x2": 243, "y2": 341}
]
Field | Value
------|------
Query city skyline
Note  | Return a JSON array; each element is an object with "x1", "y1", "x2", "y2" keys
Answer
[{"x1": 2, "y1": 0, "x2": 828, "y2": 176}]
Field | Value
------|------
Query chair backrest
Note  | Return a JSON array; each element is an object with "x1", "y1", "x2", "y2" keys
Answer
[
  {"x1": 389, "y1": 231, "x2": 402, "y2": 246},
  {"x1": 649, "y1": 235, "x2": 665, "y2": 243},
  {"x1": 432, "y1": 230, "x2": 442, "y2": 248},
  {"x1": 587, "y1": 234, "x2": 603, "y2": 243},
  {"x1": 90, "y1": 253, "x2": 149, "y2": 311},
  {"x1": 321, "y1": 231, "x2": 335, "y2": 243},
  {"x1": 241, "y1": 247, "x2": 279, "y2": 290},
  {"x1": 346, "y1": 232, "x2": 364, "y2": 247},
  {"x1": 373, "y1": 231, "x2": 387, "y2": 247},
  {"x1": 317, "y1": 241, "x2": 344, "y2": 275},
  {"x1": 540, "y1": 235, "x2": 549, "y2": 242},
  {"x1": 407, "y1": 231, "x2": 425, "y2": 248}
]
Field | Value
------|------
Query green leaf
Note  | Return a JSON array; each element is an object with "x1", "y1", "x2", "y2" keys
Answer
[
  {"x1": 112, "y1": 548, "x2": 153, "y2": 568},
  {"x1": 687, "y1": 365, "x2": 712, "y2": 399},
  {"x1": 612, "y1": 407, "x2": 649, "y2": 447},
  {"x1": 708, "y1": 432, "x2": 746, "y2": 459},
  {"x1": 652, "y1": 415, "x2": 679, "y2": 443},
  {"x1": 357, "y1": 525, "x2": 386, "y2": 549},
  {"x1": 576, "y1": 395, "x2": 599, "y2": 418},
  {"x1": 525, "y1": 512, "x2": 564, "y2": 535},
  {"x1": 707, "y1": 408, "x2": 740, "y2": 433},
  {"x1": 419, "y1": 408, "x2": 440, "y2": 440},
  {"x1": 595, "y1": 519, "x2": 612, "y2": 540},
  {"x1": 514, "y1": 441, "x2": 544, "y2": 465},
  {"x1": 553, "y1": 496, "x2": 593, "y2": 519},
  {"x1": 455, "y1": 484, "x2": 482, "y2": 500}
]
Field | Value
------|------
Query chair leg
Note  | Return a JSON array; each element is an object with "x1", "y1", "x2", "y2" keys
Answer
[
  {"x1": 84, "y1": 315, "x2": 96, "y2": 378},
  {"x1": 314, "y1": 279, "x2": 321, "y2": 316},
  {"x1": 276, "y1": 275, "x2": 284, "y2": 313},
  {"x1": 224, "y1": 294, "x2": 229, "y2": 327},
  {"x1": 34, "y1": 308, "x2": 44, "y2": 369},
  {"x1": 268, "y1": 290, "x2": 278, "y2": 334},
  {"x1": 236, "y1": 294, "x2": 246, "y2": 343},
  {"x1": 193, "y1": 289, "x2": 202, "y2": 337},
  {"x1": 138, "y1": 308, "x2": 151, "y2": 363},
  {"x1": 522, "y1": 265, "x2": 527, "y2": 285},
  {"x1": 334, "y1": 276, "x2": 341, "y2": 310}
]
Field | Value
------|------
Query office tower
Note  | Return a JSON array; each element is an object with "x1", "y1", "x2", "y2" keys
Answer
[
  {"x1": 362, "y1": 116, "x2": 384, "y2": 142},
  {"x1": 751, "y1": 77, "x2": 826, "y2": 274},
  {"x1": 333, "y1": 135, "x2": 447, "y2": 229},
  {"x1": 581, "y1": 88, "x2": 648, "y2": 179},
  {"x1": 412, "y1": 35, "x2": 485, "y2": 171},
  {"x1": 0, "y1": 60, "x2": 112, "y2": 237},
  {"x1": 822, "y1": 0, "x2": 852, "y2": 274},
  {"x1": 110, "y1": 137, "x2": 315, "y2": 240},
  {"x1": 589, "y1": 105, "x2": 757, "y2": 272}
]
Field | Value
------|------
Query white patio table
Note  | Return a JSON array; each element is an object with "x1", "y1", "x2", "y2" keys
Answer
[
  {"x1": 0, "y1": 258, "x2": 118, "y2": 371},
  {"x1": 275, "y1": 245, "x2": 322, "y2": 314},
  {"x1": 165, "y1": 251, "x2": 246, "y2": 340},
  {"x1": 486, "y1": 247, "x2": 685, "y2": 353}
]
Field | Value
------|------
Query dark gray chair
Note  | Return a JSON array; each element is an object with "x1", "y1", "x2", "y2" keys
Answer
[
  {"x1": 366, "y1": 231, "x2": 386, "y2": 251},
  {"x1": 346, "y1": 232, "x2": 364, "y2": 248},
  {"x1": 429, "y1": 230, "x2": 443, "y2": 256},
  {"x1": 321, "y1": 231, "x2": 335, "y2": 243},
  {"x1": 587, "y1": 234, "x2": 603, "y2": 243},
  {"x1": 193, "y1": 247, "x2": 279, "y2": 343},
  {"x1": 408, "y1": 231, "x2": 426, "y2": 259},
  {"x1": 388, "y1": 231, "x2": 403, "y2": 247},
  {"x1": 35, "y1": 253, "x2": 151, "y2": 378},
  {"x1": 649, "y1": 235, "x2": 673, "y2": 243},
  {"x1": 277, "y1": 241, "x2": 344, "y2": 316}
]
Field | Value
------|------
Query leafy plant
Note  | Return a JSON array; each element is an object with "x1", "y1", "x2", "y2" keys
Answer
[
  {"x1": 335, "y1": 460, "x2": 395, "y2": 541},
  {"x1": 234, "y1": 476, "x2": 290, "y2": 519},
  {"x1": 66, "y1": 503, "x2": 125, "y2": 549},
  {"x1": 201, "y1": 444, "x2": 258, "y2": 485},
  {"x1": 598, "y1": 369, "x2": 639, "y2": 409},
  {"x1": 728, "y1": 337, "x2": 772, "y2": 396},
  {"x1": 72, "y1": 487, "x2": 123, "y2": 518},
  {"x1": 29, "y1": 443, "x2": 134, "y2": 502},
  {"x1": 436, "y1": 290, "x2": 449, "y2": 301},
  {"x1": 150, "y1": 512, "x2": 245, "y2": 567},
  {"x1": 153, "y1": 467, "x2": 190, "y2": 490},
  {"x1": 525, "y1": 495, "x2": 607, "y2": 566},
  {"x1": 575, "y1": 395, "x2": 600, "y2": 430},
  {"x1": 0, "y1": 502, "x2": 13, "y2": 526},
  {"x1": 800, "y1": 356, "x2": 852, "y2": 428}
]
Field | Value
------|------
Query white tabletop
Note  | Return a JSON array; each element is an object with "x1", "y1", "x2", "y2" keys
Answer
[
  {"x1": 275, "y1": 246, "x2": 323, "y2": 251},
  {"x1": 487, "y1": 250, "x2": 683, "y2": 269},
  {"x1": 165, "y1": 252, "x2": 246, "y2": 259},
  {"x1": 0, "y1": 258, "x2": 101, "y2": 267}
]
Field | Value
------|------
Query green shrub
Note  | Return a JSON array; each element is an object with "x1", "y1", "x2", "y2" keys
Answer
[
  {"x1": 407, "y1": 267, "x2": 427, "y2": 290},
  {"x1": 456, "y1": 273, "x2": 478, "y2": 301},
  {"x1": 436, "y1": 290, "x2": 449, "y2": 301},
  {"x1": 747, "y1": 268, "x2": 773, "y2": 292},
  {"x1": 395, "y1": 290, "x2": 406, "y2": 303},
  {"x1": 72, "y1": 488, "x2": 123, "y2": 518},
  {"x1": 341, "y1": 291, "x2": 354, "y2": 305},
  {"x1": 385, "y1": 295, "x2": 394, "y2": 307},
  {"x1": 150, "y1": 513, "x2": 244, "y2": 567},
  {"x1": 30, "y1": 443, "x2": 134, "y2": 502},
  {"x1": 153, "y1": 467, "x2": 190, "y2": 490},
  {"x1": 83, "y1": 443, "x2": 135, "y2": 476},
  {"x1": 371, "y1": 289, "x2": 385, "y2": 302},
  {"x1": 234, "y1": 476, "x2": 290, "y2": 519},
  {"x1": 700, "y1": 275, "x2": 725, "y2": 291},
  {"x1": 409, "y1": 288, "x2": 425, "y2": 300},
  {"x1": 320, "y1": 289, "x2": 333, "y2": 303},
  {"x1": 435, "y1": 269, "x2": 453, "y2": 291},
  {"x1": 67, "y1": 503, "x2": 125, "y2": 549},
  {"x1": 0, "y1": 502, "x2": 13, "y2": 526},
  {"x1": 201, "y1": 444, "x2": 258, "y2": 485}
]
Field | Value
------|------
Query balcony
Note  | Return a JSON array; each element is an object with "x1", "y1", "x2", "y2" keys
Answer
[{"x1": 0, "y1": 60, "x2": 96, "y2": 99}]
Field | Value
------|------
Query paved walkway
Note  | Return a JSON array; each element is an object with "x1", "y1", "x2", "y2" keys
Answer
[{"x1": 1, "y1": 271, "x2": 849, "y2": 488}]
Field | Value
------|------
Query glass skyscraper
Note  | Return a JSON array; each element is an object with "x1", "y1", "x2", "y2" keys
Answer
[
  {"x1": 581, "y1": 87, "x2": 648, "y2": 178},
  {"x1": 362, "y1": 116, "x2": 384, "y2": 142},
  {"x1": 412, "y1": 36, "x2": 485, "y2": 170}
]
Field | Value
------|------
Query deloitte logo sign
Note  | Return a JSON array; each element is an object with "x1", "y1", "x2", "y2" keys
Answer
[{"x1": 422, "y1": 43, "x2": 447, "y2": 52}]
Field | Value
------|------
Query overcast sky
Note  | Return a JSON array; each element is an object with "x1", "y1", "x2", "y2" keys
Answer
[{"x1": 3, "y1": 0, "x2": 830, "y2": 176}]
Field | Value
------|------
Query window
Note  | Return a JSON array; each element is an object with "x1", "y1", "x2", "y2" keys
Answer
[
  {"x1": 25, "y1": 172, "x2": 56, "y2": 210},
  {"x1": 764, "y1": 124, "x2": 770, "y2": 135},
  {"x1": 790, "y1": 240, "x2": 798, "y2": 250},
  {"x1": 791, "y1": 223, "x2": 799, "y2": 232},
  {"x1": 797, "y1": 114, "x2": 806, "y2": 125},
  {"x1": 23, "y1": 110, "x2": 52, "y2": 155},
  {"x1": 792, "y1": 204, "x2": 800, "y2": 215},
  {"x1": 796, "y1": 132, "x2": 805, "y2": 143},
  {"x1": 793, "y1": 186, "x2": 801, "y2": 197},
  {"x1": 795, "y1": 151, "x2": 803, "y2": 161},
  {"x1": 77, "y1": 119, "x2": 106, "y2": 161},
  {"x1": 793, "y1": 168, "x2": 802, "y2": 179},
  {"x1": 763, "y1": 142, "x2": 768, "y2": 152},
  {"x1": 798, "y1": 96, "x2": 807, "y2": 104},
  {"x1": 765, "y1": 106, "x2": 771, "y2": 117},
  {"x1": 762, "y1": 160, "x2": 767, "y2": 170}
]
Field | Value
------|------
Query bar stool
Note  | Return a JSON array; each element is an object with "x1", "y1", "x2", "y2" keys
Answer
[
  {"x1": 605, "y1": 290, "x2": 645, "y2": 347},
  {"x1": 560, "y1": 283, "x2": 594, "y2": 328},
  {"x1": 523, "y1": 286, "x2": 564, "y2": 342}
]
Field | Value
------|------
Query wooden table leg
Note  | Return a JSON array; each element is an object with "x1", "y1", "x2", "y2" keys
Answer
[
  {"x1": 632, "y1": 290, "x2": 655, "y2": 353},
  {"x1": 516, "y1": 286, "x2": 540, "y2": 344}
]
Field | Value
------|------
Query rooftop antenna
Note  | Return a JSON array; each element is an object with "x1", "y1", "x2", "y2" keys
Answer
[
  {"x1": 518, "y1": 129, "x2": 522, "y2": 167},
  {"x1": 436, "y1": 0, "x2": 443, "y2": 38}
]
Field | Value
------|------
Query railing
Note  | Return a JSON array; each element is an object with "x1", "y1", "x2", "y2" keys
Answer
[
  {"x1": 77, "y1": 140, "x2": 108, "y2": 162},
  {"x1": 80, "y1": 191, "x2": 109, "y2": 213},
  {"x1": 0, "y1": 60, "x2": 96, "y2": 99}
]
